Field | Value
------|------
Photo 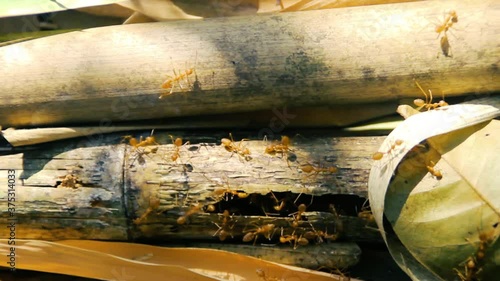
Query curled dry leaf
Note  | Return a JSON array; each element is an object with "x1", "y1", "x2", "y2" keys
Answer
[
  {"x1": 0, "y1": 239, "x2": 350, "y2": 281},
  {"x1": 369, "y1": 104, "x2": 500, "y2": 281}
]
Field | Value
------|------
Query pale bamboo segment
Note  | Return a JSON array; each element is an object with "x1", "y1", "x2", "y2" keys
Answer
[
  {"x1": 0, "y1": 0, "x2": 498, "y2": 127},
  {"x1": 0, "y1": 133, "x2": 383, "y2": 243}
]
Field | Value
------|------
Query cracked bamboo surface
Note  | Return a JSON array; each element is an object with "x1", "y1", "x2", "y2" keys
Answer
[
  {"x1": 0, "y1": 132, "x2": 381, "y2": 238},
  {"x1": 0, "y1": 131, "x2": 384, "y2": 269}
]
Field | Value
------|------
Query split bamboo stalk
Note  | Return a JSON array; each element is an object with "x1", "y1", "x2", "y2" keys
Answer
[
  {"x1": 0, "y1": 132, "x2": 382, "y2": 241},
  {"x1": 0, "y1": 131, "x2": 383, "y2": 269}
]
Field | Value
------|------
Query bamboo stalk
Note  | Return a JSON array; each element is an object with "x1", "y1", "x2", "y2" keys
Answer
[
  {"x1": 0, "y1": 132, "x2": 382, "y2": 241},
  {"x1": 0, "y1": 0, "x2": 497, "y2": 128}
]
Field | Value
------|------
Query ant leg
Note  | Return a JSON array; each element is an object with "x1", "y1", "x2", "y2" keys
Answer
[
  {"x1": 212, "y1": 222, "x2": 224, "y2": 237},
  {"x1": 293, "y1": 191, "x2": 302, "y2": 205},
  {"x1": 307, "y1": 194, "x2": 314, "y2": 207},
  {"x1": 414, "y1": 80, "x2": 429, "y2": 110}
]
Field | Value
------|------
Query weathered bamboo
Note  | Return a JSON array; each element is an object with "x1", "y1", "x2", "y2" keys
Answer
[
  {"x1": 0, "y1": 132, "x2": 383, "y2": 244},
  {"x1": 174, "y1": 242, "x2": 362, "y2": 270},
  {"x1": 0, "y1": 0, "x2": 498, "y2": 128}
]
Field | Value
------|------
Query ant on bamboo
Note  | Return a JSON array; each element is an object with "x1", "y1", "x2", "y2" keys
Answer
[
  {"x1": 169, "y1": 135, "x2": 190, "y2": 162},
  {"x1": 159, "y1": 67, "x2": 195, "y2": 98},
  {"x1": 204, "y1": 174, "x2": 249, "y2": 201},
  {"x1": 372, "y1": 139, "x2": 404, "y2": 161},
  {"x1": 268, "y1": 191, "x2": 287, "y2": 213},
  {"x1": 122, "y1": 131, "x2": 159, "y2": 166},
  {"x1": 357, "y1": 199, "x2": 375, "y2": 224},
  {"x1": 265, "y1": 135, "x2": 291, "y2": 157},
  {"x1": 133, "y1": 196, "x2": 161, "y2": 225},
  {"x1": 265, "y1": 135, "x2": 295, "y2": 168},
  {"x1": 434, "y1": 11, "x2": 458, "y2": 57},
  {"x1": 285, "y1": 193, "x2": 314, "y2": 228},
  {"x1": 122, "y1": 131, "x2": 159, "y2": 149},
  {"x1": 57, "y1": 174, "x2": 82, "y2": 189},
  {"x1": 221, "y1": 133, "x2": 252, "y2": 161},
  {"x1": 279, "y1": 228, "x2": 309, "y2": 249},
  {"x1": 304, "y1": 223, "x2": 339, "y2": 244},
  {"x1": 413, "y1": 80, "x2": 449, "y2": 111},
  {"x1": 242, "y1": 223, "x2": 276, "y2": 245},
  {"x1": 213, "y1": 209, "x2": 236, "y2": 241},
  {"x1": 435, "y1": 10, "x2": 458, "y2": 38},
  {"x1": 176, "y1": 203, "x2": 203, "y2": 225},
  {"x1": 290, "y1": 203, "x2": 308, "y2": 228},
  {"x1": 300, "y1": 162, "x2": 338, "y2": 176},
  {"x1": 304, "y1": 204, "x2": 342, "y2": 243}
]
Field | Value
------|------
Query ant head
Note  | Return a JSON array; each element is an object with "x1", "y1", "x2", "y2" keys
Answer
[
  {"x1": 438, "y1": 100, "x2": 449, "y2": 107},
  {"x1": 129, "y1": 138, "x2": 138, "y2": 146},
  {"x1": 265, "y1": 146, "x2": 275, "y2": 154},
  {"x1": 298, "y1": 204, "x2": 307, "y2": 212},
  {"x1": 301, "y1": 165, "x2": 314, "y2": 173},
  {"x1": 221, "y1": 138, "x2": 232, "y2": 146},
  {"x1": 281, "y1": 136, "x2": 290, "y2": 145},
  {"x1": 176, "y1": 216, "x2": 187, "y2": 225},
  {"x1": 414, "y1": 98, "x2": 425, "y2": 107},
  {"x1": 328, "y1": 167, "x2": 338, "y2": 173}
]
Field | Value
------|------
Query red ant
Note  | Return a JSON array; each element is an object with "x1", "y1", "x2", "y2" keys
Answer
[
  {"x1": 221, "y1": 133, "x2": 252, "y2": 161},
  {"x1": 279, "y1": 228, "x2": 309, "y2": 249},
  {"x1": 242, "y1": 223, "x2": 276, "y2": 245}
]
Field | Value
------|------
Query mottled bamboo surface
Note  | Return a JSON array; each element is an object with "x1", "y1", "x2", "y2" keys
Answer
[
  {"x1": 0, "y1": 0, "x2": 498, "y2": 128},
  {"x1": 0, "y1": 132, "x2": 380, "y2": 233},
  {"x1": 0, "y1": 131, "x2": 386, "y2": 269}
]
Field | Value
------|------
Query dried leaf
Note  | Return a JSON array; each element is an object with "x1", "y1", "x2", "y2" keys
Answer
[
  {"x1": 279, "y1": 0, "x2": 419, "y2": 12},
  {"x1": 0, "y1": 239, "x2": 348, "y2": 280},
  {"x1": 369, "y1": 104, "x2": 500, "y2": 280},
  {"x1": 119, "y1": 0, "x2": 202, "y2": 21}
]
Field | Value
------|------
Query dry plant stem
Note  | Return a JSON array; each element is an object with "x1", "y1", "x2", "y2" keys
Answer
[{"x1": 0, "y1": 0, "x2": 497, "y2": 127}]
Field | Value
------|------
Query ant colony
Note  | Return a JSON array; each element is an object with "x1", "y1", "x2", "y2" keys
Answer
[
  {"x1": 123, "y1": 133, "x2": 357, "y2": 253},
  {"x1": 119, "y1": 127, "x2": 385, "y2": 281}
]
